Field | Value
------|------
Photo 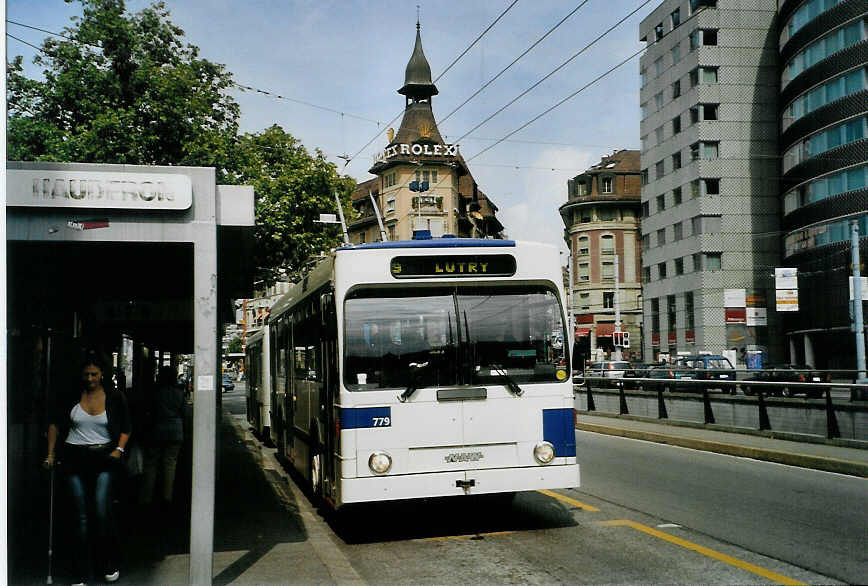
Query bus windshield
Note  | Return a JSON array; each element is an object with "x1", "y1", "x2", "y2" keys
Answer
[{"x1": 343, "y1": 285, "x2": 567, "y2": 391}]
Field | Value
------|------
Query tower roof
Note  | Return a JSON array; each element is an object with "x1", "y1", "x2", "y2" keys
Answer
[{"x1": 398, "y1": 24, "x2": 439, "y2": 98}]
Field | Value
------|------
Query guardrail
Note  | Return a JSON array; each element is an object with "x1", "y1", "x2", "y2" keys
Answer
[{"x1": 575, "y1": 375, "x2": 868, "y2": 442}]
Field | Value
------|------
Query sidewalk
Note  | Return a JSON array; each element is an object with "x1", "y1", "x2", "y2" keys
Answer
[{"x1": 576, "y1": 411, "x2": 868, "y2": 477}]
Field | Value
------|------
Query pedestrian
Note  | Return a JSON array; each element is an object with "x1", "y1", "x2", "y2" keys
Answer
[
  {"x1": 44, "y1": 350, "x2": 131, "y2": 585},
  {"x1": 139, "y1": 366, "x2": 185, "y2": 510}
]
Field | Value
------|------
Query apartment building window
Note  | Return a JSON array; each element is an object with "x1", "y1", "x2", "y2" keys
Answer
[
  {"x1": 641, "y1": 135, "x2": 649, "y2": 150},
  {"x1": 690, "y1": 143, "x2": 700, "y2": 160},
  {"x1": 601, "y1": 234, "x2": 615, "y2": 254},
  {"x1": 667, "y1": 295, "x2": 677, "y2": 332},
  {"x1": 655, "y1": 92, "x2": 664, "y2": 111},
  {"x1": 705, "y1": 252, "x2": 722, "y2": 270},
  {"x1": 702, "y1": 67, "x2": 718, "y2": 83},
  {"x1": 643, "y1": 266, "x2": 652, "y2": 283},
  {"x1": 656, "y1": 160, "x2": 665, "y2": 179},
  {"x1": 358, "y1": 231, "x2": 366, "y2": 244},
  {"x1": 640, "y1": 102, "x2": 648, "y2": 118},
  {"x1": 641, "y1": 169, "x2": 648, "y2": 185},
  {"x1": 704, "y1": 178, "x2": 720, "y2": 195},
  {"x1": 689, "y1": 30, "x2": 699, "y2": 51},
  {"x1": 658, "y1": 262, "x2": 668, "y2": 279},
  {"x1": 655, "y1": 126, "x2": 664, "y2": 144},
  {"x1": 598, "y1": 208, "x2": 615, "y2": 221},
  {"x1": 640, "y1": 68, "x2": 647, "y2": 88},
  {"x1": 602, "y1": 261, "x2": 615, "y2": 280},
  {"x1": 690, "y1": 179, "x2": 701, "y2": 198},
  {"x1": 642, "y1": 234, "x2": 650, "y2": 250},
  {"x1": 651, "y1": 298, "x2": 660, "y2": 335},
  {"x1": 673, "y1": 186, "x2": 682, "y2": 205},
  {"x1": 672, "y1": 115, "x2": 681, "y2": 134},
  {"x1": 703, "y1": 103, "x2": 719, "y2": 120},
  {"x1": 641, "y1": 201, "x2": 650, "y2": 217},
  {"x1": 656, "y1": 194, "x2": 666, "y2": 212},
  {"x1": 671, "y1": 8, "x2": 681, "y2": 29},
  {"x1": 655, "y1": 57, "x2": 664, "y2": 77},
  {"x1": 579, "y1": 262, "x2": 590, "y2": 281},
  {"x1": 672, "y1": 151, "x2": 682, "y2": 169},
  {"x1": 702, "y1": 29, "x2": 718, "y2": 45},
  {"x1": 655, "y1": 22, "x2": 664, "y2": 41},
  {"x1": 690, "y1": 106, "x2": 700, "y2": 124},
  {"x1": 703, "y1": 141, "x2": 719, "y2": 159},
  {"x1": 684, "y1": 291, "x2": 695, "y2": 331},
  {"x1": 692, "y1": 252, "x2": 702, "y2": 271},
  {"x1": 673, "y1": 221, "x2": 683, "y2": 241},
  {"x1": 386, "y1": 196, "x2": 396, "y2": 212},
  {"x1": 672, "y1": 79, "x2": 681, "y2": 99},
  {"x1": 657, "y1": 228, "x2": 666, "y2": 246},
  {"x1": 578, "y1": 235, "x2": 590, "y2": 255},
  {"x1": 601, "y1": 176, "x2": 613, "y2": 193},
  {"x1": 576, "y1": 180, "x2": 589, "y2": 195},
  {"x1": 580, "y1": 292, "x2": 590, "y2": 311},
  {"x1": 675, "y1": 257, "x2": 684, "y2": 275},
  {"x1": 692, "y1": 215, "x2": 702, "y2": 235},
  {"x1": 671, "y1": 43, "x2": 681, "y2": 65},
  {"x1": 603, "y1": 291, "x2": 615, "y2": 309}
]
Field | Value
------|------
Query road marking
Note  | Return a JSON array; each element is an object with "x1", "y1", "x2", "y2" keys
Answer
[
  {"x1": 424, "y1": 531, "x2": 516, "y2": 542},
  {"x1": 597, "y1": 520, "x2": 806, "y2": 585},
  {"x1": 537, "y1": 489, "x2": 600, "y2": 511}
]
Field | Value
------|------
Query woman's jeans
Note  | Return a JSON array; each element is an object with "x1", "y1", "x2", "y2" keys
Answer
[{"x1": 64, "y1": 445, "x2": 120, "y2": 580}]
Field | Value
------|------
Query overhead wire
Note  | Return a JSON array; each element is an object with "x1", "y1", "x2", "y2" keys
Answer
[{"x1": 437, "y1": 0, "x2": 592, "y2": 126}]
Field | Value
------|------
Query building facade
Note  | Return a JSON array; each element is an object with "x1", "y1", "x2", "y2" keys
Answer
[
  {"x1": 348, "y1": 23, "x2": 503, "y2": 243},
  {"x1": 560, "y1": 150, "x2": 643, "y2": 362},
  {"x1": 777, "y1": 0, "x2": 867, "y2": 369},
  {"x1": 638, "y1": 0, "x2": 782, "y2": 363}
]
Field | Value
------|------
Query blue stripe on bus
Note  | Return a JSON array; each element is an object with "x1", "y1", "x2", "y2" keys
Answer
[
  {"x1": 341, "y1": 407, "x2": 392, "y2": 429},
  {"x1": 338, "y1": 238, "x2": 516, "y2": 250},
  {"x1": 543, "y1": 408, "x2": 576, "y2": 458}
]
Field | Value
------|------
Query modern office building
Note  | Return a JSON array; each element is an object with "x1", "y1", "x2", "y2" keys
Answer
[
  {"x1": 777, "y1": 0, "x2": 867, "y2": 369},
  {"x1": 560, "y1": 150, "x2": 643, "y2": 362},
  {"x1": 348, "y1": 22, "x2": 503, "y2": 243},
  {"x1": 638, "y1": 0, "x2": 782, "y2": 363}
]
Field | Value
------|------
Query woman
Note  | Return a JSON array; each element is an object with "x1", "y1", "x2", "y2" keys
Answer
[{"x1": 45, "y1": 351, "x2": 131, "y2": 585}]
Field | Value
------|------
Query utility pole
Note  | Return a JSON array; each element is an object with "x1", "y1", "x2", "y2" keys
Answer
[
  {"x1": 851, "y1": 220, "x2": 866, "y2": 384},
  {"x1": 614, "y1": 254, "x2": 622, "y2": 361}
]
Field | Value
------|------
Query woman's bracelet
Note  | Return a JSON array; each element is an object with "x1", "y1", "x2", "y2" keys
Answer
[{"x1": 115, "y1": 446, "x2": 125, "y2": 453}]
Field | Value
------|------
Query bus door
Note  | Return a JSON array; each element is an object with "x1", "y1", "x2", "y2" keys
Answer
[{"x1": 320, "y1": 291, "x2": 339, "y2": 498}]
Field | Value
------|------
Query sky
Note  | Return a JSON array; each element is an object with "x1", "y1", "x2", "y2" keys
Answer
[{"x1": 6, "y1": 0, "x2": 658, "y2": 253}]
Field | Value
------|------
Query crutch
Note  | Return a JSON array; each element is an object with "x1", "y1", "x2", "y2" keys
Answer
[{"x1": 46, "y1": 462, "x2": 55, "y2": 584}]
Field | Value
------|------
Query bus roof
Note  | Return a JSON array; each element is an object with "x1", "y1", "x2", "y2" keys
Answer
[{"x1": 337, "y1": 238, "x2": 515, "y2": 251}]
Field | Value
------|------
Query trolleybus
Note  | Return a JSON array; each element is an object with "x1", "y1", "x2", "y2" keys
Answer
[
  {"x1": 268, "y1": 237, "x2": 578, "y2": 508},
  {"x1": 245, "y1": 326, "x2": 272, "y2": 444}
]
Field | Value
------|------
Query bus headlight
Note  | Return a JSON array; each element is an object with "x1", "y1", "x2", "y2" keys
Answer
[
  {"x1": 368, "y1": 452, "x2": 392, "y2": 474},
  {"x1": 533, "y1": 441, "x2": 555, "y2": 465}
]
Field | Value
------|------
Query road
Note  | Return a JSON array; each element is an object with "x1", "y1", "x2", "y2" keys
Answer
[{"x1": 224, "y1": 380, "x2": 866, "y2": 584}]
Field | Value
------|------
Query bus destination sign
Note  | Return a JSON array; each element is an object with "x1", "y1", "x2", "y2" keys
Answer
[{"x1": 390, "y1": 254, "x2": 516, "y2": 279}]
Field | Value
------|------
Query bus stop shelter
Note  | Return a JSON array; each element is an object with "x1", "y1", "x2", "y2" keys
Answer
[{"x1": 6, "y1": 161, "x2": 256, "y2": 584}]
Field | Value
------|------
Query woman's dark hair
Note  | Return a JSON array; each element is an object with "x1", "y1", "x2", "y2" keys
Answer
[{"x1": 80, "y1": 349, "x2": 108, "y2": 374}]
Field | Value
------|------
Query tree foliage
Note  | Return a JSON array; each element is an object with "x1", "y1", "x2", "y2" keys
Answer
[
  {"x1": 7, "y1": 0, "x2": 356, "y2": 281},
  {"x1": 233, "y1": 126, "x2": 356, "y2": 282}
]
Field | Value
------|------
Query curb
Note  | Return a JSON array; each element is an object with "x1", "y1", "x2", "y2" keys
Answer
[{"x1": 575, "y1": 422, "x2": 868, "y2": 478}]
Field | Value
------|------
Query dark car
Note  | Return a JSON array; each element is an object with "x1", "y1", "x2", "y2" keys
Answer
[
  {"x1": 221, "y1": 374, "x2": 235, "y2": 392},
  {"x1": 584, "y1": 361, "x2": 631, "y2": 388},
  {"x1": 643, "y1": 365, "x2": 678, "y2": 392},
  {"x1": 622, "y1": 362, "x2": 659, "y2": 389},
  {"x1": 742, "y1": 364, "x2": 828, "y2": 398},
  {"x1": 672, "y1": 354, "x2": 736, "y2": 393}
]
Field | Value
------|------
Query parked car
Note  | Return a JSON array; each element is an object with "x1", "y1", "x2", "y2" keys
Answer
[
  {"x1": 643, "y1": 365, "x2": 678, "y2": 392},
  {"x1": 742, "y1": 364, "x2": 828, "y2": 398},
  {"x1": 584, "y1": 361, "x2": 631, "y2": 388},
  {"x1": 672, "y1": 354, "x2": 736, "y2": 393},
  {"x1": 221, "y1": 374, "x2": 235, "y2": 392},
  {"x1": 622, "y1": 362, "x2": 659, "y2": 389}
]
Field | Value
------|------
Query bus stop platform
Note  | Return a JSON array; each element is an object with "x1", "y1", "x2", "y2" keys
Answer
[{"x1": 576, "y1": 411, "x2": 868, "y2": 477}]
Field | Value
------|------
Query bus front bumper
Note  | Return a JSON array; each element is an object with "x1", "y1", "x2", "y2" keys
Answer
[{"x1": 339, "y1": 463, "x2": 580, "y2": 504}]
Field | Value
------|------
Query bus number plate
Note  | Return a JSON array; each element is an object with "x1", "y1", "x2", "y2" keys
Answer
[{"x1": 372, "y1": 416, "x2": 391, "y2": 427}]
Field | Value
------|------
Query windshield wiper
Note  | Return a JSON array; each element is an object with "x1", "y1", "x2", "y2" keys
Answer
[
  {"x1": 490, "y1": 364, "x2": 524, "y2": 397},
  {"x1": 397, "y1": 361, "x2": 429, "y2": 403}
]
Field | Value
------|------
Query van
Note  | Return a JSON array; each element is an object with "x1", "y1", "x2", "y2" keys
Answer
[{"x1": 672, "y1": 354, "x2": 736, "y2": 393}]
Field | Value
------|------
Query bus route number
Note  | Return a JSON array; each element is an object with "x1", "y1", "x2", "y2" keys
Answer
[{"x1": 372, "y1": 416, "x2": 391, "y2": 427}]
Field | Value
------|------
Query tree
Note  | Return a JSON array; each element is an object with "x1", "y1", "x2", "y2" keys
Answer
[
  {"x1": 7, "y1": 0, "x2": 239, "y2": 181},
  {"x1": 227, "y1": 335, "x2": 243, "y2": 354},
  {"x1": 232, "y1": 125, "x2": 356, "y2": 282},
  {"x1": 7, "y1": 0, "x2": 356, "y2": 280}
]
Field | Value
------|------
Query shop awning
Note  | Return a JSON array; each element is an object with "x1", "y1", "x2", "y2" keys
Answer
[
  {"x1": 575, "y1": 327, "x2": 591, "y2": 338},
  {"x1": 596, "y1": 323, "x2": 615, "y2": 337}
]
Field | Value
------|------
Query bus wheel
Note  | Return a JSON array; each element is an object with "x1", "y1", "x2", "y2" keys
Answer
[{"x1": 309, "y1": 434, "x2": 323, "y2": 506}]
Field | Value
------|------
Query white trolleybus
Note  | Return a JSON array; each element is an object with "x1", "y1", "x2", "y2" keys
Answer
[
  {"x1": 268, "y1": 237, "x2": 578, "y2": 509},
  {"x1": 245, "y1": 326, "x2": 272, "y2": 444}
]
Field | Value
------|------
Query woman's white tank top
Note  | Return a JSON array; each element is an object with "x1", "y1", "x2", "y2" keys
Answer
[{"x1": 65, "y1": 404, "x2": 112, "y2": 445}]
